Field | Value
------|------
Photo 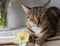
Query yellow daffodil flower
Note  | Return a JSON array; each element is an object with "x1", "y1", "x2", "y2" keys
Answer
[{"x1": 17, "y1": 31, "x2": 29, "y2": 43}]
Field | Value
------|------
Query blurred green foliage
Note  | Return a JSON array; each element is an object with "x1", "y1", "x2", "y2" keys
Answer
[{"x1": 0, "y1": 1, "x2": 7, "y2": 27}]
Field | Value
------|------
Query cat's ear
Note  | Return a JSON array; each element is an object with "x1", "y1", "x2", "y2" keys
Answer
[
  {"x1": 43, "y1": 0, "x2": 51, "y2": 8},
  {"x1": 22, "y1": 5, "x2": 31, "y2": 14}
]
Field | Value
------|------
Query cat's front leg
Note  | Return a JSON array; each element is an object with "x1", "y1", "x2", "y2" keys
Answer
[
  {"x1": 35, "y1": 37, "x2": 44, "y2": 46},
  {"x1": 29, "y1": 33, "x2": 37, "y2": 43},
  {"x1": 26, "y1": 42, "x2": 40, "y2": 46},
  {"x1": 28, "y1": 29, "x2": 37, "y2": 43},
  {"x1": 35, "y1": 30, "x2": 54, "y2": 46}
]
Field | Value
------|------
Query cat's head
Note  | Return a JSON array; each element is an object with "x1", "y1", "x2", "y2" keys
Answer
[{"x1": 22, "y1": 0, "x2": 51, "y2": 26}]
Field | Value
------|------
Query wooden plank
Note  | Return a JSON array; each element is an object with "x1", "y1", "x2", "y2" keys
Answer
[{"x1": 43, "y1": 40, "x2": 60, "y2": 46}]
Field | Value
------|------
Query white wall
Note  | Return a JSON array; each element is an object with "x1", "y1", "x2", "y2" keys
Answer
[
  {"x1": 20, "y1": 0, "x2": 60, "y2": 8},
  {"x1": 32, "y1": 0, "x2": 60, "y2": 8},
  {"x1": 7, "y1": 0, "x2": 27, "y2": 29}
]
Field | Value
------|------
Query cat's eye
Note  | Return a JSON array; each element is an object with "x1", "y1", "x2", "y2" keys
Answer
[
  {"x1": 27, "y1": 16, "x2": 33, "y2": 21},
  {"x1": 30, "y1": 18, "x2": 33, "y2": 21},
  {"x1": 27, "y1": 16, "x2": 29, "y2": 18}
]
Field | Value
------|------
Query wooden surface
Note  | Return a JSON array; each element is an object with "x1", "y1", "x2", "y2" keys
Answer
[
  {"x1": 0, "y1": 35, "x2": 59, "y2": 46},
  {"x1": 43, "y1": 40, "x2": 60, "y2": 46},
  {"x1": 0, "y1": 36, "x2": 59, "y2": 46},
  {"x1": 42, "y1": 36, "x2": 60, "y2": 46},
  {"x1": 0, "y1": 27, "x2": 59, "y2": 46},
  {"x1": 0, "y1": 32, "x2": 60, "y2": 46},
  {"x1": 0, "y1": 33, "x2": 60, "y2": 46},
  {"x1": 0, "y1": 43, "x2": 18, "y2": 46}
]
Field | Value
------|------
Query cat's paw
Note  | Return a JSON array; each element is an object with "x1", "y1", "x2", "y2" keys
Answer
[
  {"x1": 26, "y1": 42, "x2": 40, "y2": 46},
  {"x1": 29, "y1": 34, "x2": 36, "y2": 43},
  {"x1": 35, "y1": 44, "x2": 40, "y2": 46},
  {"x1": 35, "y1": 38, "x2": 40, "y2": 44},
  {"x1": 26, "y1": 43, "x2": 35, "y2": 46},
  {"x1": 35, "y1": 38, "x2": 42, "y2": 46}
]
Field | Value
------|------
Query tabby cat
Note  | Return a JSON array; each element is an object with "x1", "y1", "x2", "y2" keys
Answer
[{"x1": 22, "y1": 0, "x2": 60, "y2": 46}]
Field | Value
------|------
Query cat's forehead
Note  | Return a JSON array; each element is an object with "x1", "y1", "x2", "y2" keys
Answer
[
  {"x1": 30, "y1": 6, "x2": 46, "y2": 13},
  {"x1": 29, "y1": 6, "x2": 46, "y2": 17},
  {"x1": 31, "y1": 6, "x2": 43, "y2": 10}
]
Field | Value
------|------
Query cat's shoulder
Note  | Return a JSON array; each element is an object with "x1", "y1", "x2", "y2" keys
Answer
[
  {"x1": 47, "y1": 6, "x2": 60, "y2": 11},
  {"x1": 46, "y1": 6, "x2": 60, "y2": 18}
]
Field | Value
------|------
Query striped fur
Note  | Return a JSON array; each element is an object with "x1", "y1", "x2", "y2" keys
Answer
[
  {"x1": 22, "y1": 0, "x2": 60, "y2": 46},
  {"x1": 27, "y1": 6, "x2": 57, "y2": 44}
]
